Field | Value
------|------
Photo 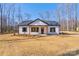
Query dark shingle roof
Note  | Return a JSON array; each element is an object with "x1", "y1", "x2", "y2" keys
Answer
[
  {"x1": 19, "y1": 18, "x2": 60, "y2": 26},
  {"x1": 19, "y1": 20, "x2": 32, "y2": 26},
  {"x1": 44, "y1": 21, "x2": 60, "y2": 26}
]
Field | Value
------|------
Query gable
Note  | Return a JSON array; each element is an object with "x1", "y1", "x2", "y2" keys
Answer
[{"x1": 29, "y1": 20, "x2": 47, "y2": 25}]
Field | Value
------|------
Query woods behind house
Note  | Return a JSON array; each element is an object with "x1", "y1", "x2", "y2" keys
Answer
[{"x1": 0, "y1": 3, "x2": 79, "y2": 34}]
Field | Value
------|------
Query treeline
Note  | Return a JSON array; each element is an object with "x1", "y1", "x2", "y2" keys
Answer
[
  {"x1": 0, "y1": 4, "x2": 31, "y2": 35},
  {"x1": 0, "y1": 3, "x2": 79, "y2": 35},
  {"x1": 58, "y1": 4, "x2": 78, "y2": 31},
  {"x1": 38, "y1": 4, "x2": 79, "y2": 31}
]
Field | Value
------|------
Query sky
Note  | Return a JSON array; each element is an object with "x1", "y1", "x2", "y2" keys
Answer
[
  {"x1": 3, "y1": 3, "x2": 79, "y2": 22},
  {"x1": 15, "y1": 3, "x2": 58, "y2": 20}
]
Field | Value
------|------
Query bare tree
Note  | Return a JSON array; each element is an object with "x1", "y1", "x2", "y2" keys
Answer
[
  {"x1": 0, "y1": 4, "x2": 3, "y2": 34},
  {"x1": 56, "y1": 4, "x2": 62, "y2": 31},
  {"x1": 6, "y1": 4, "x2": 12, "y2": 33},
  {"x1": 17, "y1": 5, "x2": 22, "y2": 24},
  {"x1": 65, "y1": 4, "x2": 70, "y2": 31},
  {"x1": 38, "y1": 11, "x2": 51, "y2": 20},
  {"x1": 38, "y1": 12, "x2": 46, "y2": 20},
  {"x1": 11, "y1": 4, "x2": 16, "y2": 35},
  {"x1": 45, "y1": 11, "x2": 51, "y2": 20},
  {"x1": 74, "y1": 4, "x2": 78, "y2": 31},
  {"x1": 24, "y1": 13, "x2": 31, "y2": 20},
  {"x1": 16, "y1": 5, "x2": 23, "y2": 34}
]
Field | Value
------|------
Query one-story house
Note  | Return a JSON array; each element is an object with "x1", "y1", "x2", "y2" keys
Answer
[{"x1": 18, "y1": 18, "x2": 60, "y2": 35}]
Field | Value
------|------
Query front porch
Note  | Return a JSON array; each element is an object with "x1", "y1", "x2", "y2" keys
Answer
[{"x1": 29, "y1": 26, "x2": 48, "y2": 35}]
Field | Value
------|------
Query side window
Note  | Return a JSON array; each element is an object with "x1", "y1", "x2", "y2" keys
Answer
[
  {"x1": 22, "y1": 27, "x2": 27, "y2": 32},
  {"x1": 50, "y1": 27, "x2": 55, "y2": 32}
]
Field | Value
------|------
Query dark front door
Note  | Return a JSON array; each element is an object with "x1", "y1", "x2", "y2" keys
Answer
[{"x1": 41, "y1": 28, "x2": 44, "y2": 34}]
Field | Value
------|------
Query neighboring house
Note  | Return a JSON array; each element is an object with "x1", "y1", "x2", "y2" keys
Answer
[{"x1": 18, "y1": 18, "x2": 60, "y2": 35}]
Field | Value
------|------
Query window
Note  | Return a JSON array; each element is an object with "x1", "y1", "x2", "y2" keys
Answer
[
  {"x1": 31, "y1": 27, "x2": 39, "y2": 32},
  {"x1": 50, "y1": 28, "x2": 55, "y2": 32},
  {"x1": 22, "y1": 27, "x2": 27, "y2": 32}
]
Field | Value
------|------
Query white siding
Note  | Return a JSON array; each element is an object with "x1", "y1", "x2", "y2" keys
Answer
[
  {"x1": 19, "y1": 26, "x2": 29, "y2": 34},
  {"x1": 56, "y1": 26, "x2": 59, "y2": 34},
  {"x1": 19, "y1": 26, "x2": 59, "y2": 35},
  {"x1": 48, "y1": 26, "x2": 59, "y2": 34},
  {"x1": 29, "y1": 20, "x2": 47, "y2": 25}
]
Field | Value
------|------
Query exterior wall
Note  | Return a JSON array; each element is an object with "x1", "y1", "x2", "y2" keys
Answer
[
  {"x1": 19, "y1": 26, "x2": 29, "y2": 34},
  {"x1": 48, "y1": 26, "x2": 59, "y2": 34},
  {"x1": 19, "y1": 26, "x2": 59, "y2": 35},
  {"x1": 55, "y1": 26, "x2": 59, "y2": 34}
]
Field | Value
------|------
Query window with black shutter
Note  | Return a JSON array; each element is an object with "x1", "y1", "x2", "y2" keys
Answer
[
  {"x1": 50, "y1": 28, "x2": 55, "y2": 32},
  {"x1": 22, "y1": 27, "x2": 27, "y2": 32}
]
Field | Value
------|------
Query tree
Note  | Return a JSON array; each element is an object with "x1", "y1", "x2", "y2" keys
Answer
[
  {"x1": 65, "y1": 4, "x2": 70, "y2": 31},
  {"x1": 0, "y1": 4, "x2": 3, "y2": 34},
  {"x1": 56, "y1": 4, "x2": 62, "y2": 31},
  {"x1": 11, "y1": 4, "x2": 16, "y2": 35},
  {"x1": 38, "y1": 11, "x2": 51, "y2": 20},
  {"x1": 17, "y1": 5, "x2": 22, "y2": 24},
  {"x1": 16, "y1": 5, "x2": 23, "y2": 34},
  {"x1": 74, "y1": 4, "x2": 78, "y2": 31},
  {"x1": 24, "y1": 13, "x2": 31, "y2": 20},
  {"x1": 38, "y1": 12, "x2": 46, "y2": 20},
  {"x1": 6, "y1": 4, "x2": 12, "y2": 33}
]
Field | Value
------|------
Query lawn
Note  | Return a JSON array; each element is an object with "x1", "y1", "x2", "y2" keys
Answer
[{"x1": 0, "y1": 31, "x2": 79, "y2": 56}]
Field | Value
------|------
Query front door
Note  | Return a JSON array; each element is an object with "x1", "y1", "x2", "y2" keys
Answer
[{"x1": 41, "y1": 27, "x2": 44, "y2": 34}]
